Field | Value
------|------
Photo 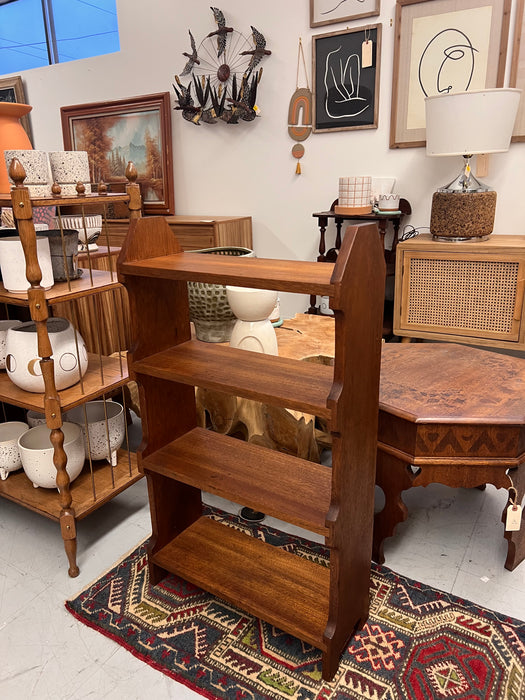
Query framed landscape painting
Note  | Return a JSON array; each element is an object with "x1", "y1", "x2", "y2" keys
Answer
[
  {"x1": 310, "y1": 0, "x2": 380, "y2": 28},
  {"x1": 390, "y1": 0, "x2": 511, "y2": 148},
  {"x1": 510, "y1": 0, "x2": 525, "y2": 141},
  {"x1": 61, "y1": 93, "x2": 174, "y2": 215}
]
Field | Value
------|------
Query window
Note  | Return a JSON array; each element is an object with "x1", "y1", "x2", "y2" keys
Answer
[{"x1": 0, "y1": 0, "x2": 119, "y2": 75}]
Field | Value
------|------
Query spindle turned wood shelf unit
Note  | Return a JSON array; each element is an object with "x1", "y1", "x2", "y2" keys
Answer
[
  {"x1": 118, "y1": 216, "x2": 385, "y2": 680},
  {"x1": 0, "y1": 160, "x2": 143, "y2": 577}
]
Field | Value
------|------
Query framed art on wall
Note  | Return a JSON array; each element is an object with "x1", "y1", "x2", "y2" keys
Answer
[
  {"x1": 61, "y1": 92, "x2": 174, "y2": 215},
  {"x1": 0, "y1": 75, "x2": 32, "y2": 143},
  {"x1": 313, "y1": 24, "x2": 381, "y2": 133},
  {"x1": 310, "y1": 0, "x2": 380, "y2": 28},
  {"x1": 390, "y1": 0, "x2": 511, "y2": 149},
  {"x1": 510, "y1": 0, "x2": 525, "y2": 141}
]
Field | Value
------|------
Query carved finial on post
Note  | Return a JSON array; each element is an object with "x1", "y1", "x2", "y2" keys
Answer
[
  {"x1": 9, "y1": 157, "x2": 27, "y2": 188},
  {"x1": 75, "y1": 181, "x2": 85, "y2": 195},
  {"x1": 97, "y1": 180, "x2": 107, "y2": 194},
  {"x1": 125, "y1": 161, "x2": 138, "y2": 183},
  {"x1": 52, "y1": 182, "x2": 62, "y2": 195}
]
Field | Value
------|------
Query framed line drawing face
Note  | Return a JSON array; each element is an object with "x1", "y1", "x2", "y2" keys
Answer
[
  {"x1": 310, "y1": 0, "x2": 380, "y2": 28},
  {"x1": 61, "y1": 93, "x2": 174, "y2": 215},
  {"x1": 390, "y1": 0, "x2": 511, "y2": 148},
  {"x1": 313, "y1": 24, "x2": 381, "y2": 133}
]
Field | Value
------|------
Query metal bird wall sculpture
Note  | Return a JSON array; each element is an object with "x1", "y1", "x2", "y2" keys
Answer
[{"x1": 172, "y1": 7, "x2": 271, "y2": 127}]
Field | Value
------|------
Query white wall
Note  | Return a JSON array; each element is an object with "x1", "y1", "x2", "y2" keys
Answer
[{"x1": 7, "y1": 0, "x2": 525, "y2": 317}]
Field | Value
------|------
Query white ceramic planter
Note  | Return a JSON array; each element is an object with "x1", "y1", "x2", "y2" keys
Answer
[
  {"x1": 48, "y1": 150, "x2": 91, "y2": 195},
  {"x1": 26, "y1": 410, "x2": 47, "y2": 427},
  {"x1": 18, "y1": 421, "x2": 85, "y2": 489},
  {"x1": 52, "y1": 214, "x2": 102, "y2": 250},
  {"x1": 0, "y1": 421, "x2": 29, "y2": 480},
  {"x1": 0, "y1": 235, "x2": 54, "y2": 292},
  {"x1": 5, "y1": 317, "x2": 88, "y2": 393},
  {"x1": 0, "y1": 319, "x2": 22, "y2": 368},
  {"x1": 4, "y1": 149, "x2": 52, "y2": 197},
  {"x1": 226, "y1": 286, "x2": 278, "y2": 355},
  {"x1": 65, "y1": 400, "x2": 125, "y2": 465}
]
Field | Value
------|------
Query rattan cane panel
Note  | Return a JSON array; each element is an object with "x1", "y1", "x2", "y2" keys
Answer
[{"x1": 407, "y1": 258, "x2": 519, "y2": 333}]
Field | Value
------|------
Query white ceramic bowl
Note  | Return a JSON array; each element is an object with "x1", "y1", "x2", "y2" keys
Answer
[
  {"x1": 0, "y1": 421, "x2": 29, "y2": 480},
  {"x1": 18, "y1": 422, "x2": 85, "y2": 489},
  {"x1": 226, "y1": 286, "x2": 278, "y2": 322},
  {"x1": 26, "y1": 410, "x2": 47, "y2": 427},
  {"x1": 65, "y1": 400, "x2": 125, "y2": 465},
  {"x1": 6, "y1": 317, "x2": 88, "y2": 393},
  {"x1": 52, "y1": 214, "x2": 102, "y2": 246},
  {"x1": 0, "y1": 320, "x2": 22, "y2": 369}
]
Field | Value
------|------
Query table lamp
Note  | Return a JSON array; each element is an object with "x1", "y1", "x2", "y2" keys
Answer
[{"x1": 425, "y1": 88, "x2": 521, "y2": 240}]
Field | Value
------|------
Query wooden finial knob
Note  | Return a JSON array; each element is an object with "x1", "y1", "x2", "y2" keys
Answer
[
  {"x1": 125, "y1": 161, "x2": 138, "y2": 183},
  {"x1": 51, "y1": 182, "x2": 62, "y2": 195},
  {"x1": 9, "y1": 157, "x2": 27, "y2": 187},
  {"x1": 97, "y1": 180, "x2": 108, "y2": 194},
  {"x1": 75, "y1": 181, "x2": 85, "y2": 195}
]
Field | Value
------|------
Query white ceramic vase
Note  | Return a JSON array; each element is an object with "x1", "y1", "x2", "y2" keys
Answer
[
  {"x1": 18, "y1": 421, "x2": 85, "y2": 489},
  {"x1": 0, "y1": 421, "x2": 29, "y2": 480},
  {"x1": 65, "y1": 400, "x2": 125, "y2": 466},
  {"x1": 5, "y1": 317, "x2": 88, "y2": 393},
  {"x1": 0, "y1": 319, "x2": 23, "y2": 368},
  {"x1": 226, "y1": 286, "x2": 278, "y2": 355},
  {"x1": 48, "y1": 151, "x2": 91, "y2": 195},
  {"x1": 0, "y1": 235, "x2": 54, "y2": 292}
]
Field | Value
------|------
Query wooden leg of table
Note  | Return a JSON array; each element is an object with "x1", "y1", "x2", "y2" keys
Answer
[
  {"x1": 503, "y1": 464, "x2": 525, "y2": 571},
  {"x1": 373, "y1": 449, "x2": 415, "y2": 564}
]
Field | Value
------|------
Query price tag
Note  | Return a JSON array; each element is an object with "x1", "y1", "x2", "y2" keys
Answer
[
  {"x1": 505, "y1": 504, "x2": 522, "y2": 531},
  {"x1": 362, "y1": 40, "x2": 373, "y2": 68}
]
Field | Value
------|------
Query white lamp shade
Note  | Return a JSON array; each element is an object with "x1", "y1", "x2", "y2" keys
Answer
[{"x1": 425, "y1": 88, "x2": 521, "y2": 156}]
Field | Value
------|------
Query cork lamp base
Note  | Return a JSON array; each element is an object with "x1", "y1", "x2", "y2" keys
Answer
[{"x1": 430, "y1": 190, "x2": 497, "y2": 240}]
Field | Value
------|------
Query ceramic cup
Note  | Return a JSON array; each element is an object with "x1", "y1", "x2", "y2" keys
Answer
[
  {"x1": 0, "y1": 235, "x2": 54, "y2": 292},
  {"x1": 48, "y1": 151, "x2": 91, "y2": 196},
  {"x1": 0, "y1": 319, "x2": 23, "y2": 368},
  {"x1": 0, "y1": 421, "x2": 29, "y2": 480},
  {"x1": 5, "y1": 317, "x2": 88, "y2": 393},
  {"x1": 65, "y1": 400, "x2": 125, "y2": 466},
  {"x1": 4, "y1": 149, "x2": 52, "y2": 197},
  {"x1": 377, "y1": 193, "x2": 400, "y2": 212},
  {"x1": 335, "y1": 176, "x2": 372, "y2": 215},
  {"x1": 18, "y1": 421, "x2": 85, "y2": 489},
  {"x1": 226, "y1": 286, "x2": 278, "y2": 355}
]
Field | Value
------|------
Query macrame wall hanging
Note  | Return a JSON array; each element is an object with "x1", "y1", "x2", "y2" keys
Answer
[
  {"x1": 173, "y1": 7, "x2": 271, "y2": 125},
  {"x1": 288, "y1": 38, "x2": 312, "y2": 174}
]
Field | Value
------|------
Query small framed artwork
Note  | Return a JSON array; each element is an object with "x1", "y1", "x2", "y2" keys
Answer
[
  {"x1": 310, "y1": 0, "x2": 380, "y2": 28},
  {"x1": 390, "y1": 0, "x2": 511, "y2": 149},
  {"x1": 313, "y1": 24, "x2": 381, "y2": 133},
  {"x1": 0, "y1": 75, "x2": 32, "y2": 143},
  {"x1": 61, "y1": 92, "x2": 174, "y2": 215},
  {"x1": 510, "y1": 0, "x2": 525, "y2": 141}
]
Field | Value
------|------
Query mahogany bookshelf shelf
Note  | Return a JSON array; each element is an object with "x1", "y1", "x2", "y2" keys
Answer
[{"x1": 120, "y1": 215, "x2": 385, "y2": 680}]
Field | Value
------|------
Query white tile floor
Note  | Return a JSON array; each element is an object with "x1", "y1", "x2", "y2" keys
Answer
[{"x1": 1, "y1": 456, "x2": 524, "y2": 698}]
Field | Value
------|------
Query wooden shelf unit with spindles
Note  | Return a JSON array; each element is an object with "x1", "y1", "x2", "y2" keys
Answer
[
  {"x1": 118, "y1": 215, "x2": 385, "y2": 680},
  {"x1": 0, "y1": 159, "x2": 143, "y2": 577}
]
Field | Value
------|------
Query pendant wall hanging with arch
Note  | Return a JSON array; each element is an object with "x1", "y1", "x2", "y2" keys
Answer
[{"x1": 173, "y1": 7, "x2": 271, "y2": 126}]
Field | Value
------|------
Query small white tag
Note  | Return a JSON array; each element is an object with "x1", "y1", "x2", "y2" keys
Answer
[
  {"x1": 362, "y1": 40, "x2": 373, "y2": 68},
  {"x1": 505, "y1": 504, "x2": 522, "y2": 531}
]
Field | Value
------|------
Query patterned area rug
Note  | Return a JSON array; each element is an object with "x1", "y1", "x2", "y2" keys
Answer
[{"x1": 66, "y1": 507, "x2": 525, "y2": 699}]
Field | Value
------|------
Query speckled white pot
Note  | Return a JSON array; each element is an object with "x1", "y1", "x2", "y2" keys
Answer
[
  {"x1": 0, "y1": 319, "x2": 22, "y2": 369},
  {"x1": 65, "y1": 400, "x2": 125, "y2": 465},
  {"x1": 4, "y1": 149, "x2": 52, "y2": 197},
  {"x1": 0, "y1": 235, "x2": 54, "y2": 292},
  {"x1": 48, "y1": 151, "x2": 91, "y2": 195},
  {"x1": 0, "y1": 421, "x2": 29, "y2": 480},
  {"x1": 18, "y1": 421, "x2": 85, "y2": 489},
  {"x1": 5, "y1": 317, "x2": 88, "y2": 393}
]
